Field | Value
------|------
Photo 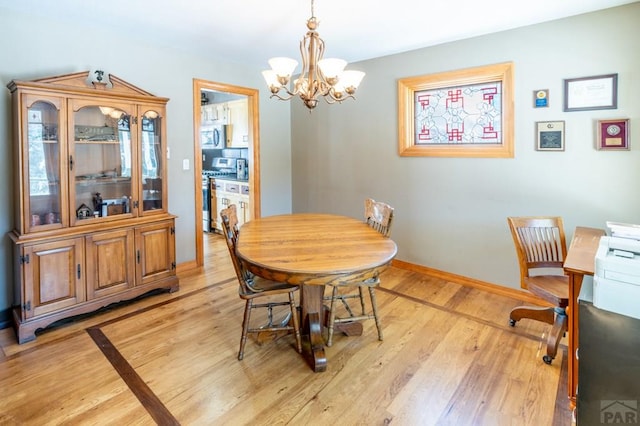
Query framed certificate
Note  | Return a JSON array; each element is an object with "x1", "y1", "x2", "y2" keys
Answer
[
  {"x1": 533, "y1": 89, "x2": 549, "y2": 108},
  {"x1": 563, "y1": 74, "x2": 618, "y2": 112},
  {"x1": 597, "y1": 119, "x2": 629, "y2": 150},
  {"x1": 536, "y1": 121, "x2": 565, "y2": 151}
]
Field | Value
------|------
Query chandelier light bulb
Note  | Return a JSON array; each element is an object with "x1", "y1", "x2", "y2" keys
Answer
[
  {"x1": 318, "y1": 58, "x2": 347, "y2": 80},
  {"x1": 340, "y1": 70, "x2": 366, "y2": 93},
  {"x1": 262, "y1": 70, "x2": 280, "y2": 91},
  {"x1": 268, "y1": 57, "x2": 298, "y2": 78}
]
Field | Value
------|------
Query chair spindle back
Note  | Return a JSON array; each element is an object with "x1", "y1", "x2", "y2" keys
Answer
[
  {"x1": 507, "y1": 216, "x2": 568, "y2": 285},
  {"x1": 220, "y1": 204, "x2": 255, "y2": 294},
  {"x1": 365, "y1": 198, "x2": 394, "y2": 237}
]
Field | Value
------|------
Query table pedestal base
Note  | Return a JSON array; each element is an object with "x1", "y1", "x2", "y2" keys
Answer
[
  {"x1": 333, "y1": 321, "x2": 363, "y2": 336},
  {"x1": 303, "y1": 312, "x2": 327, "y2": 372}
]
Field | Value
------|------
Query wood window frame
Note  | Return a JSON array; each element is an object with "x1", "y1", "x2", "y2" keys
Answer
[{"x1": 398, "y1": 62, "x2": 514, "y2": 158}]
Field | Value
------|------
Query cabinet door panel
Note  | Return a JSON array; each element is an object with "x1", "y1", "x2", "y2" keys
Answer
[
  {"x1": 226, "y1": 98, "x2": 249, "y2": 147},
  {"x1": 139, "y1": 104, "x2": 166, "y2": 215},
  {"x1": 136, "y1": 221, "x2": 175, "y2": 285},
  {"x1": 21, "y1": 94, "x2": 68, "y2": 234},
  {"x1": 226, "y1": 194, "x2": 250, "y2": 228},
  {"x1": 210, "y1": 188, "x2": 220, "y2": 232},
  {"x1": 23, "y1": 238, "x2": 85, "y2": 318},
  {"x1": 86, "y1": 229, "x2": 135, "y2": 299},
  {"x1": 239, "y1": 196, "x2": 250, "y2": 225},
  {"x1": 68, "y1": 99, "x2": 136, "y2": 226}
]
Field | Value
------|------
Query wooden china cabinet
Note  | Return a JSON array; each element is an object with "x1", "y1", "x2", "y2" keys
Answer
[{"x1": 7, "y1": 71, "x2": 179, "y2": 343}]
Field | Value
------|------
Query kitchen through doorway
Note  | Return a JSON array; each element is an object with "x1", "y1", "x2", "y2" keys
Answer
[{"x1": 192, "y1": 79, "x2": 261, "y2": 267}]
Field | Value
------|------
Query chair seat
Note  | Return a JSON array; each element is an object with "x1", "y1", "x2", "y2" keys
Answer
[
  {"x1": 240, "y1": 276, "x2": 299, "y2": 299},
  {"x1": 524, "y1": 275, "x2": 569, "y2": 308}
]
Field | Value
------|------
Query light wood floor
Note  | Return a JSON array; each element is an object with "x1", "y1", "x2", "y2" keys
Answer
[{"x1": 0, "y1": 233, "x2": 572, "y2": 425}]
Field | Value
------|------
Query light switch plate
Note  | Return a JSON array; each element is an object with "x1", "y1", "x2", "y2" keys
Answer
[{"x1": 182, "y1": 159, "x2": 189, "y2": 170}]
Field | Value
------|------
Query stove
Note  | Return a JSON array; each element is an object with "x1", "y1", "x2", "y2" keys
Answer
[
  {"x1": 203, "y1": 169, "x2": 235, "y2": 185},
  {"x1": 203, "y1": 170, "x2": 236, "y2": 178},
  {"x1": 202, "y1": 169, "x2": 237, "y2": 233},
  {"x1": 203, "y1": 158, "x2": 238, "y2": 181}
]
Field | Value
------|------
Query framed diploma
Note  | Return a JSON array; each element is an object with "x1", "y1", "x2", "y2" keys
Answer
[
  {"x1": 536, "y1": 121, "x2": 565, "y2": 151},
  {"x1": 563, "y1": 74, "x2": 618, "y2": 112},
  {"x1": 597, "y1": 119, "x2": 629, "y2": 150}
]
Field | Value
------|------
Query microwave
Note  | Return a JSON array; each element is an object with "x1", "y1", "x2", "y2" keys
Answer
[{"x1": 201, "y1": 124, "x2": 226, "y2": 148}]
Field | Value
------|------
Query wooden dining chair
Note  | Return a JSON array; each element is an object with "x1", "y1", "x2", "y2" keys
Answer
[
  {"x1": 325, "y1": 198, "x2": 394, "y2": 347},
  {"x1": 507, "y1": 216, "x2": 569, "y2": 364},
  {"x1": 220, "y1": 204, "x2": 302, "y2": 360}
]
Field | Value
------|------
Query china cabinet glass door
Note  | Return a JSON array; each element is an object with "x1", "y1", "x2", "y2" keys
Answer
[
  {"x1": 69, "y1": 102, "x2": 135, "y2": 224},
  {"x1": 140, "y1": 107, "x2": 164, "y2": 213},
  {"x1": 25, "y1": 98, "x2": 64, "y2": 231}
]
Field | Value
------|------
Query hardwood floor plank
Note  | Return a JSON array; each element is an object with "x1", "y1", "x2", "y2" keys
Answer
[
  {"x1": 0, "y1": 333, "x2": 152, "y2": 424},
  {"x1": 300, "y1": 298, "x2": 456, "y2": 424},
  {"x1": 0, "y1": 233, "x2": 572, "y2": 425}
]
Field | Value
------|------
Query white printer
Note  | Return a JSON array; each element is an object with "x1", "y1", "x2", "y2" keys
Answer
[{"x1": 594, "y1": 226, "x2": 640, "y2": 320}]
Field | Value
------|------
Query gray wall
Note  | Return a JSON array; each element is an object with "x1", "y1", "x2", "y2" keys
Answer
[
  {"x1": 0, "y1": 4, "x2": 638, "y2": 315},
  {"x1": 0, "y1": 8, "x2": 293, "y2": 313},
  {"x1": 292, "y1": 3, "x2": 640, "y2": 289}
]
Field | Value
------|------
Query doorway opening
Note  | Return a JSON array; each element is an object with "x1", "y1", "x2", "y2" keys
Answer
[{"x1": 192, "y1": 79, "x2": 261, "y2": 267}]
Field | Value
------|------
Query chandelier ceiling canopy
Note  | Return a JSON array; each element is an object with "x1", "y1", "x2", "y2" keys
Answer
[{"x1": 262, "y1": 0, "x2": 365, "y2": 110}]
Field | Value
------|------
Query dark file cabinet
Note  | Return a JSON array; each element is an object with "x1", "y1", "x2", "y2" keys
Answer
[{"x1": 577, "y1": 281, "x2": 640, "y2": 425}]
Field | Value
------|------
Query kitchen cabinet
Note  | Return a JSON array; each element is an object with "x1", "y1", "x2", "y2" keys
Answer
[
  {"x1": 7, "y1": 71, "x2": 179, "y2": 343},
  {"x1": 201, "y1": 103, "x2": 226, "y2": 124},
  {"x1": 226, "y1": 98, "x2": 249, "y2": 148},
  {"x1": 210, "y1": 178, "x2": 249, "y2": 232},
  {"x1": 223, "y1": 181, "x2": 250, "y2": 227},
  {"x1": 227, "y1": 193, "x2": 250, "y2": 226},
  {"x1": 230, "y1": 191, "x2": 250, "y2": 226}
]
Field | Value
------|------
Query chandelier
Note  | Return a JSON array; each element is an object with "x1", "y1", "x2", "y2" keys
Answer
[{"x1": 262, "y1": 0, "x2": 365, "y2": 110}]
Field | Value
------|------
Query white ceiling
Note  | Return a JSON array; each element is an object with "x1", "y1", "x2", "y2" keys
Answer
[{"x1": 1, "y1": 0, "x2": 636, "y2": 69}]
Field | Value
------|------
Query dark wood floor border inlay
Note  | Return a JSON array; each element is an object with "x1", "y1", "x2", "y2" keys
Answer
[
  {"x1": 79, "y1": 278, "x2": 237, "y2": 422},
  {"x1": 87, "y1": 327, "x2": 180, "y2": 425},
  {"x1": 379, "y1": 286, "x2": 571, "y2": 422},
  {"x1": 3, "y1": 277, "x2": 238, "y2": 362},
  {"x1": 92, "y1": 277, "x2": 237, "y2": 329}
]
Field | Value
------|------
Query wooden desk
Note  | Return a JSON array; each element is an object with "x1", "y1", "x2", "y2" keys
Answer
[
  {"x1": 235, "y1": 213, "x2": 398, "y2": 372},
  {"x1": 563, "y1": 226, "x2": 606, "y2": 409}
]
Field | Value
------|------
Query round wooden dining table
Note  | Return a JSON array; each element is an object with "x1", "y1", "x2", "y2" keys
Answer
[{"x1": 235, "y1": 213, "x2": 398, "y2": 372}]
